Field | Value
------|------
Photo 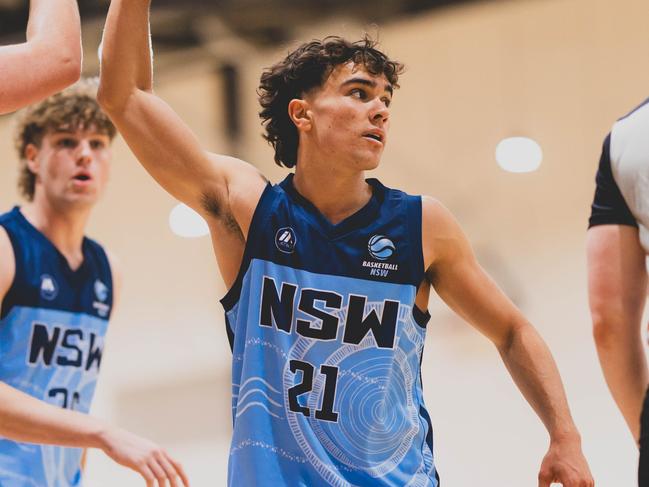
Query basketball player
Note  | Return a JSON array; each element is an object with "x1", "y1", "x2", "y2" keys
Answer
[
  {"x1": 0, "y1": 0, "x2": 82, "y2": 114},
  {"x1": 98, "y1": 2, "x2": 593, "y2": 485},
  {"x1": 0, "y1": 80, "x2": 188, "y2": 486},
  {"x1": 587, "y1": 98, "x2": 649, "y2": 486}
]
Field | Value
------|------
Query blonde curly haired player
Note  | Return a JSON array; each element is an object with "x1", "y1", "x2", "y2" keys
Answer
[{"x1": 0, "y1": 80, "x2": 189, "y2": 487}]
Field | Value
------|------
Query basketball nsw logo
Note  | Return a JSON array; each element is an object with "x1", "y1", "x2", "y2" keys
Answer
[
  {"x1": 368, "y1": 235, "x2": 395, "y2": 260},
  {"x1": 363, "y1": 235, "x2": 398, "y2": 277}
]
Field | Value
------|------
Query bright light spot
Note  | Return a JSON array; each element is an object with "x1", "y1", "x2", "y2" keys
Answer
[
  {"x1": 495, "y1": 137, "x2": 543, "y2": 173},
  {"x1": 97, "y1": 41, "x2": 103, "y2": 61},
  {"x1": 169, "y1": 203, "x2": 209, "y2": 238}
]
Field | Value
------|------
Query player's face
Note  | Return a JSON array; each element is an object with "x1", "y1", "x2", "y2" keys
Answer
[
  {"x1": 27, "y1": 127, "x2": 112, "y2": 208},
  {"x1": 304, "y1": 62, "x2": 392, "y2": 171}
]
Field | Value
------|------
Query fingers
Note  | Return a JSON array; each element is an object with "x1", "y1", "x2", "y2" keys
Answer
[
  {"x1": 537, "y1": 469, "x2": 552, "y2": 487},
  {"x1": 139, "y1": 464, "x2": 156, "y2": 487},
  {"x1": 154, "y1": 450, "x2": 181, "y2": 487},
  {"x1": 168, "y1": 456, "x2": 190, "y2": 487},
  {"x1": 146, "y1": 449, "x2": 188, "y2": 487}
]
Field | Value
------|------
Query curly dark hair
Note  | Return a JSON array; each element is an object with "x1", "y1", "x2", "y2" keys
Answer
[{"x1": 258, "y1": 36, "x2": 404, "y2": 168}]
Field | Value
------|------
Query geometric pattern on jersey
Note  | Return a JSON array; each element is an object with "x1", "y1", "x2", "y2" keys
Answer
[
  {"x1": 589, "y1": 97, "x2": 649, "y2": 251},
  {"x1": 221, "y1": 175, "x2": 439, "y2": 486},
  {"x1": 0, "y1": 207, "x2": 112, "y2": 487}
]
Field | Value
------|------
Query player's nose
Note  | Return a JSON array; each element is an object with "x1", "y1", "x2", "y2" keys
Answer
[{"x1": 76, "y1": 140, "x2": 93, "y2": 165}]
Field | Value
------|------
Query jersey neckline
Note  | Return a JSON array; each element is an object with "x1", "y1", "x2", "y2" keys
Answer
[
  {"x1": 10, "y1": 206, "x2": 91, "y2": 278},
  {"x1": 279, "y1": 173, "x2": 385, "y2": 240}
]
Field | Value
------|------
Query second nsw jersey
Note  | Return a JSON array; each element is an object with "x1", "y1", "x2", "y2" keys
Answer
[
  {"x1": 221, "y1": 175, "x2": 439, "y2": 486},
  {"x1": 0, "y1": 207, "x2": 112, "y2": 487}
]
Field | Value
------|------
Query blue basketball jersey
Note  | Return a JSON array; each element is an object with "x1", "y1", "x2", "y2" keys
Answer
[
  {"x1": 221, "y1": 175, "x2": 439, "y2": 486},
  {"x1": 0, "y1": 207, "x2": 112, "y2": 487}
]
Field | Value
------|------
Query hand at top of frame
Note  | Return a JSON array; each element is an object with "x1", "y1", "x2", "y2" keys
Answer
[
  {"x1": 538, "y1": 435, "x2": 594, "y2": 487},
  {"x1": 98, "y1": 425, "x2": 190, "y2": 487}
]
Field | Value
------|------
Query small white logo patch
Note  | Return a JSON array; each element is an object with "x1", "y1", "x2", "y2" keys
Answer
[
  {"x1": 275, "y1": 227, "x2": 297, "y2": 254},
  {"x1": 94, "y1": 279, "x2": 109, "y2": 302},
  {"x1": 40, "y1": 275, "x2": 58, "y2": 301}
]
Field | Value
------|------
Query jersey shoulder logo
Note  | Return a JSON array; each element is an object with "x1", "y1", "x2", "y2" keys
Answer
[
  {"x1": 94, "y1": 279, "x2": 109, "y2": 302},
  {"x1": 40, "y1": 274, "x2": 58, "y2": 300},
  {"x1": 275, "y1": 227, "x2": 297, "y2": 254},
  {"x1": 368, "y1": 235, "x2": 396, "y2": 261}
]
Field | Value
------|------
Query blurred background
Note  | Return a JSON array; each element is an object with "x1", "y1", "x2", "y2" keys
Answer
[{"x1": 1, "y1": 0, "x2": 649, "y2": 485}]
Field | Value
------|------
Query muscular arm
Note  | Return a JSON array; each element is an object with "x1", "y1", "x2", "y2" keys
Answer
[
  {"x1": 587, "y1": 224, "x2": 648, "y2": 442},
  {"x1": 0, "y1": 0, "x2": 81, "y2": 114},
  {"x1": 423, "y1": 198, "x2": 592, "y2": 487},
  {"x1": 98, "y1": 0, "x2": 265, "y2": 235}
]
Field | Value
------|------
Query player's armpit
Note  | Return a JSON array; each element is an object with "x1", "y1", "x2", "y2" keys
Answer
[{"x1": 98, "y1": 0, "x2": 266, "y2": 234}]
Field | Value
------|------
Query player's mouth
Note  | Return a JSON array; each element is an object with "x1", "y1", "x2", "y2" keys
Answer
[
  {"x1": 362, "y1": 130, "x2": 385, "y2": 145},
  {"x1": 71, "y1": 172, "x2": 93, "y2": 186}
]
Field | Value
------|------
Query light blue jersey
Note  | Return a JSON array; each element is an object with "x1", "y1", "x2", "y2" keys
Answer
[
  {"x1": 0, "y1": 207, "x2": 112, "y2": 487},
  {"x1": 221, "y1": 175, "x2": 439, "y2": 486}
]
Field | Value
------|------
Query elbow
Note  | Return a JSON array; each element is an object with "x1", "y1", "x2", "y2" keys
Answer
[
  {"x1": 60, "y1": 56, "x2": 82, "y2": 88},
  {"x1": 55, "y1": 43, "x2": 82, "y2": 88},
  {"x1": 96, "y1": 81, "x2": 124, "y2": 115},
  {"x1": 592, "y1": 314, "x2": 619, "y2": 350}
]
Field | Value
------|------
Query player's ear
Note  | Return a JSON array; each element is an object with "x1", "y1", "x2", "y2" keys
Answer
[
  {"x1": 288, "y1": 98, "x2": 312, "y2": 132},
  {"x1": 24, "y1": 144, "x2": 41, "y2": 175}
]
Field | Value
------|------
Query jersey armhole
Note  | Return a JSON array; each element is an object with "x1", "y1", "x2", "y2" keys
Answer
[
  {"x1": 0, "y1": 224, "x2": 18, "y2": 320},
  {"x1": 221, "y1": 182, "x2": 275, "y2": 311}
]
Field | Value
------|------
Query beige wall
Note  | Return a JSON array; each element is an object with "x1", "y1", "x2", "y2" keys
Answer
[{"x1": 2, "y1": 0, "x2": 649, "y2": 485}]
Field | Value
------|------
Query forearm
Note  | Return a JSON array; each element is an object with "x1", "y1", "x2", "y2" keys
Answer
[
  {"x1": 99, "y1": 0, "x2": 153, "y2": 111},
  {"x1": 0, "y1": 0, "x2": 80, "y2": 113},
  {"x1": 594, "y1": 326, "x2": 648, "y2": 440},
  {"x1": 499, "y1": 322, "x2": 579, "y2": 442},
  {"x1": 0, "y1": 382, "x2": 105, "y2": 449}
]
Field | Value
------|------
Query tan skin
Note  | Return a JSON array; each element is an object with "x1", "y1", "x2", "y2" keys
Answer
[
  {"x1": 99, "y1": 2, "x2": 594, "y2": 485},
  {"x1": 0, "y1": 128, "x2": 189, "y2": 487},
  {"x1": 0, "y1": 0, "x2": 81, "y2": 114},
  {"x1": 587, "y1": 224, "x2": 648, "y2": 443}
]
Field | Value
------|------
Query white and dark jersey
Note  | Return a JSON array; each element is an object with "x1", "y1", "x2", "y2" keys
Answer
[
  {"x1": 221, "y1": 174, "x2": 439, "y2": 486},
  {"x1": 0, "y1": 207, "x2": 112, "y2": 487},
  {"x1": 589, "y1": 98, "x2": 649, "y2": 251}
]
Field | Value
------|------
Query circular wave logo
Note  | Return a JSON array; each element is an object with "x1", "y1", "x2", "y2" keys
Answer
[{"x1": 368, "y1": 235, "x2": 395, "y2": 261}]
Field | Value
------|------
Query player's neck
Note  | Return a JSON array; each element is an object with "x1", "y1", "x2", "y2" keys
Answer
[
  {"x1": 292, "y1": 165, "x2": 372, "y2": 226},
  {"x1": 21, "y1": 198, "x2": 91, "y2": 270}
]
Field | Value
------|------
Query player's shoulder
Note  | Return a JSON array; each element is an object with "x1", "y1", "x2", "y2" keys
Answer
[{"x1": 421, "y1": 195, "x2": 457, "y2": 230}]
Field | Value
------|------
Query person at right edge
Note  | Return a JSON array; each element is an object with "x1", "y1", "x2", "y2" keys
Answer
[{"x1": 587, "y1": 98, "x2": 649, "y2": 486}]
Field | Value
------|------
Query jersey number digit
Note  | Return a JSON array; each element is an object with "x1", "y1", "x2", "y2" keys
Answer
[
  {"x1": 48, "y1": 387, "x2": 81, "y2": 410},
  {"x1": 288, "y1": 360, "x2": 339, "y2": 422}
]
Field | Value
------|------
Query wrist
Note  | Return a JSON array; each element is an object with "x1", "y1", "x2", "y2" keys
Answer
[{"x1": 549, "y1": 426, "x2": 581, "y2": 445}]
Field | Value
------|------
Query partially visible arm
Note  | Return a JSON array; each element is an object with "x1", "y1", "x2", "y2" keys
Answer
[
  {"x1": 587, "y1": 224, "x2": 648, "y2": 442},
  {"x1": 423, "y1": 197, "x2": 592, "y2": 487},
  {"x1": 0, "y1": 0, "x2": 82, "y2": 114},
  {"x1": 0, "y1": 230, "x2": 188, "y2": 486},
  {"x1": 98, "y1": 0, "x2": 265, "y2": 233}
]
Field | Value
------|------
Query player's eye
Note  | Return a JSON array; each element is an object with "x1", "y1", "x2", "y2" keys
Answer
[
  {"x1": 349, "y1": 88, "x2": 367, "y2": 100},
  {"x1": 381, "y1": 97, "x2": 392, "y2": 108},
  {"x1": 90, "y1": 140, "x2": 106, "y2": 150},
  {"x1": 57, "y1": 138, "x2": 77, "y2": 149}
]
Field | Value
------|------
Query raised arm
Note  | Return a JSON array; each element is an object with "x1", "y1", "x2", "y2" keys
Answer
[
  {"x1": 0, "y1": 0, "x2": 82, "y2": 114},
  {"x1": 423, "y1": 198, "x2": 593, "y2": 487},
  {"x1": 587, "y1": 224, "x2": 648, "y2": 441},
  {"x1": 98, "y1": 0, "x2": 265, "y2": 232}
]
